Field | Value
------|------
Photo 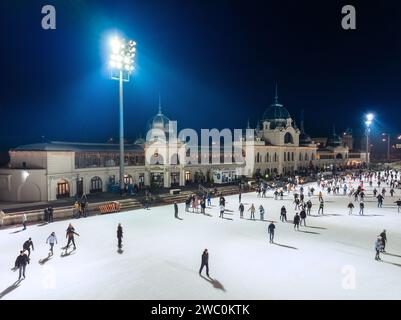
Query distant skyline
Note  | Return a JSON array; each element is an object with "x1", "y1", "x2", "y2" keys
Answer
[{"x1": 1, "y1": 0, "x2": 401, "y2": 151}]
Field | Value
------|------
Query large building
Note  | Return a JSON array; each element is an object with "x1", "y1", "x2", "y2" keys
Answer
[{"x1": 0, "y1": 92, "x2": 366, "y2": 202}]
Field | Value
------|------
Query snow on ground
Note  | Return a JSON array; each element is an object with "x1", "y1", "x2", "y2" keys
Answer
[{"x1": 1, "y1": 180, "x2": 401, "y2": 300}]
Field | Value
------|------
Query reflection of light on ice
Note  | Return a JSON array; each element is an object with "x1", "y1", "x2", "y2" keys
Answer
[{"x1": 0, "y1": 178, "x2": 401, "y2": 299}]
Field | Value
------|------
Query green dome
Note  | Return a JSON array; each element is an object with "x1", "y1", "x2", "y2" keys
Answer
[{"x1": 262, "y1": 104, "x2": 291, "y2": 121}]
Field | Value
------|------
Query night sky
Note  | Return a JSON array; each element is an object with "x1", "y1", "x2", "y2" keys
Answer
[{"x1": 1, "y1": 0, "x2": 401, "y2": 151}]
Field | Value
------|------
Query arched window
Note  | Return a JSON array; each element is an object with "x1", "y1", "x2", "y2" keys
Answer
[
  {"x1": 284, "y1": 152, "x2": 287, "y2": 161},
  {"x1": 284, "y1": 132, "x2": 294, "y2": 144},
  {"x1": 274, "y1": 153, "x2": 278, "y2": 162},
  {"x1": 57, "y1": 179, "x2": 70, "y2": 198},
  {"x1": 291, "y1": 152, "x2": 294, "y2": 161},
  {"x1": 336, "y1": 153, "x2": 343, "y2": 159},
  {"x1": 299, "y1": 153, "x2": 302, "y2": 161},
  {"x1": 287, "y1": 152, "x2": 290, "y2": 162},
  {"x1": 90, "y1": 176, "x2": 102, "y2": 193},
  {"x1": 265, "y1": 153, "x2": 269, "y2": 162},
  {"x1": 305, "y1": 153, "x2": 308, "y2": 161}
]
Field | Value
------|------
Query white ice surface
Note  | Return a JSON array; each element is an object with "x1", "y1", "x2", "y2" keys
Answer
[{"x1": 1, "y1": 181, "x2": 401, "y2": 300}]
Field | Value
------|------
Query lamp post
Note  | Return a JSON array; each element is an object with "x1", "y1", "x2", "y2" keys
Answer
[
  {"x1": 365, "y1": 113, "x2": 374, "y2": 168},
  {"x1": 109, "y1": 36, "x2": 136, "y2": 194}
]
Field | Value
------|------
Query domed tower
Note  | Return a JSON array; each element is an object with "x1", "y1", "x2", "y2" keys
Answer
[
  {"x1": 259, "y1": 84, "x2": 300, "y2": 146},
  {"x1": 146, "y1": 96, "x2": 171, "y2": 140}
]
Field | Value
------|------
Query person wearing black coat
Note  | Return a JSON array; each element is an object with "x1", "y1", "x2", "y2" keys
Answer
[
  {"x1": 239, "y1": 203, "x2": 244, "y2": 218},
  {"x1": 293, "y1": 213, "x2": 300, "y2": 231},
  {"x1": 299, "y1": 209, "x2": 307, "y2": 226},
  {"x1": 117, "y1": 223, "x2": 123, "y2": 249},
  {"x1": 15, "y1": 250, "x2": 29, "y2": 280},
  {"x1": 395, "y1": 199, "x2": 401, "y2": 213},
  {"x1": 66, "y1": 224, "x2": 79, "y2": 250},
  {"x1": 280, "y1": 206, "x2": 287, "y2": 222},
  {"x1": 199, "y1": 249, "x2": 209, "y2": 277},
  {"x1": 23, "y1": 238, "x2": 34, "y2": 257},
  {"x1": 174, "y1": 202, "x2": 179, "y2": 219},
  {"x1": 268, "y1": 222, "x2": 275, "y2": 243},
  {"x1": 380, "y1": 230, "x2": 387, "y2": 253}
]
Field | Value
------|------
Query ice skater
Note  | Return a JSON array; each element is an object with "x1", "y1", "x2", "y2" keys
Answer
[
  {"x1": 268, "y1": 221, "x2": 275, "y2": 243},
  {"x1": 280, "y1": 206, "x2": 287, "y2": 222},
  {"x1": 248, "y1": 204, "x2": 255, "y2": 220},
  {"x1": 306, "y1": 200, "x2": 312, "y2": 215},
  {"x1": 46, "y1": 232, "x2": 57, "y2": 256},
  {"x1": 199, "y1": 249, "x2": 209, "y2": 277},
  {"x1": 380, "y1": 230, "x2": 387, "y2": 253},
  {"x1": 65, "y1": 223, "x2": 79, "y2": 250},
  {"x1": 117, "y1": 223, "x2": 123, "y2": 249},
  {"x1": 300, "y1": 209, "x2": 307, "y2": 226},
  {"x1": 259, "y1": 205, "x2": 265, "y2": 220},
  {"x1": 22, "y1": 238, "x2": 34, "y2": 258},
  {"x1": 219, "y1": 204, "x2": 225, "y2": 218},
  {"x1": 15, "y1": 250, "x2": 29, "y2": 280},
  {"x1": 318, "y1": 201, "x2": 324, "y2": 215},
  {"x1": 359, "y1": 201, "x2": 364, "y2": 215},
  {"x1": 347, "y1": 202, "x2": 354, "y2": 215},
  {"x1": 239, "y1": 203, "x2": 244, "y2": 218},
  {"x1": 394, "y1": 199, "x2": 401, "y2": 213},
  {"x1": 22, "y1": 214, "x2": 27, "y2": 230},
  {"x1": 293, "y1": 213, "x2": 300, "y2": 231},
  {"x1": 174, "y1": 202, "x2": 179, "y2": 219},
  {"x1": 375, "y1": 236, "x2": 382, "y2": 261}
]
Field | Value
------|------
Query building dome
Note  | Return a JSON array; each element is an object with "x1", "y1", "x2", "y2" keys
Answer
[
  {"x1": 262, "y1": 103, "x2": 291, "y2": 121},
  {"x1": 147, "y1": 107, "x2": 170, "y2": 132}
]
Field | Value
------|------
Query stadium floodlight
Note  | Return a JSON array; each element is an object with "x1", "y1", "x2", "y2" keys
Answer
[{"x1": 108, "y1": 35, "x2": 137, "y2": 194}]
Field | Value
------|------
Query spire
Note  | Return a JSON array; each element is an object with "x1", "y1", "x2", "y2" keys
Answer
[
  {"x1": 332, "y1": 124, "x2": 336, "y2": 136},
  {"x1": 274, "y1": 82, "x2": 279, "y2": 104},
  {"x1": 158, "y1": 93, "x2": 162, "y2": 115},
  {"x1": 300, "y1": 109, "x2": 305, "y2": 133}
]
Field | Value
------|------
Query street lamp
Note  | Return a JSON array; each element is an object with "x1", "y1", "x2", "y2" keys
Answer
[
  {"x1": 109, "y1": 35, "x2": 136, "y2": 194},
  {"x1": 364, "y1": 113, "x2": 374, "y2": 168}
]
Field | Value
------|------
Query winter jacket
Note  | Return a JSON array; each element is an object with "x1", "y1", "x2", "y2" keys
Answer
[
  {"x1": 15, "y1": 254, "x2": 29, "y2": 267},
  {"x1": 66, "y1": 226, "x2": 79, "y2": 239},
  {"x1": 46, "y1": 235, "x2": 57, "y2": 245},
  {"x1": 174, "y1": 203, "x2": 178, "y2": 214},
  {"x1": 23, "y1": 240, "x2": 34, "y2": 250},
  {"x1": 201, "y1": 251, "x2": 209, "y2": 264},
  {"x1": 375, "y1": 239, "x2": 382, "y2": 251},
  {"x1": 117, "y1": 226, "x2": 123, "y2": 238},
  {"x1": 268, "y1": 223, "x2": 275, "y2": 233},
  {"x1": 239, "y1": 204, "x2": 244, "y2": 212},
  {"x1": 300, "y1": 211, "x2": 306, "y2": 219},
  {"x1": 380, "y1": 232, "x2": 387, "y2": 242},
  {"x1": 293, "y1": 215, "x2": 300, "y2": 224}
]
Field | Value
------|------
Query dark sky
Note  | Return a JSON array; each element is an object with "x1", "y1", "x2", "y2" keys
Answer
[{"x1": 1, "y1": 0, "x2": 401, "y2": 151}]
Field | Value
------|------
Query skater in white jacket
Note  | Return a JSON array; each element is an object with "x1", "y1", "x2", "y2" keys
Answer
[{"x1": 46, "y1": 232, "x2": 58, "y2": 255}]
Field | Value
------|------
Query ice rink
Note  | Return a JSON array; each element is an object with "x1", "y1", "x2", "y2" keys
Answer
[{"x1": 1, "y1": 180, "x2": 401, "y2": 300}]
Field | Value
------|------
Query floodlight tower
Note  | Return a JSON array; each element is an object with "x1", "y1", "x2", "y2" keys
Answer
[
  {"x1": 109, "y1": 36, "x2": 136, "y2": 194},
  {"x1": 365, "y1": 113, "x2": 374, "y2": 168}
]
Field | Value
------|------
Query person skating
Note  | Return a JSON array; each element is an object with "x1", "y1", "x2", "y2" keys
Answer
[
  {"x1": 375, "y1": 236, "x2": 382, "y2": 261},
  {"x1": 300, "y1": 209, "x2": 307, "y2": 226},
  {"x1": 259, "y1": 205, "x2": 265, "y2": 220},
  {"x1": 15, "y1": 250, "x2": 29, "y2": 280},
  {"x1": 380, "y1": 230, "x2": 387, "y2": 253},
  {"x1": 65, "y1": 223, "x2": 79, "y2": 250},
  {"x1": 318, "y1": 191, "x2": 323, "y2": 202},
  {"x1": 347, "y1": 202, "x2": 354, "y2": 215},
  {"x1": 46, "y1": 232, "x2": 57, "y2": 256},
  {"x1": 22, "y1": 214, "x2": 27, "y2": 230},
  {"x1": 117, "y1": 223, "x2": 123, "y2": 249},
  {"x1": 174, "y1": 202, "x2": 179, "y2": 219},
  {"x1": 207, "y1": 193, "x2": 211, "y2": 207},
  {"x1": 248, "y1": 204, "x2": 255, "y2": 220},
  {"x1": 359, "y1": 201, "x2": 365, "y2": 215},
  {"x1": 390, "y1": 188, "x2": 395, "y2": 197},
  {"x1": 280, "y1": 206, "x2": 287, "y2": 222},
  {"x1": 239, "y1": 192, "x2": 242, "y2": 203},
  {"x1": 219, "y1": 204, "x2": 225, "y2": 218},
  {"x1": 239, "y1": 203, "x2": 244, "y2": 219},
  {"x1": 199, "y1": 249, "x2": 209, "y2": 277},
  {"x1": 293, "y1": 213, "x2": 300, "y2": 231},
  {"x1": 268, "y1": 221, "x2": 275, "y2": 243},
  {"x1": 377, "y1": 194, "x2": 384, "y2": 208},
  {"x1": 395, "y1": 199, "x2": 401, "y2": 213},
  {"x1": 22, "y1": 238, "x2": 34, "y2": 258},
  {"x1": 318, "y1": 201, "x2": 324, "y2": 215},
  {"x1": 306, "y1": 200, "x2": 312, "y2": 215}
]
